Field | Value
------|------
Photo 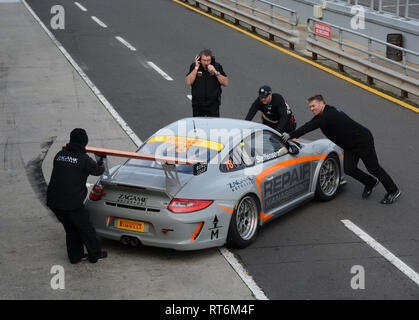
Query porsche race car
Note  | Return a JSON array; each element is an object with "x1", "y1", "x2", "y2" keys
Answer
[{"x1": 85, "y1": 118, "x2": 346, "y2": 250}]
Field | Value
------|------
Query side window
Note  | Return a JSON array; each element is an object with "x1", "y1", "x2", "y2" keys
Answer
[
  {"x1": 220, "y1": 134, "x2": 256, "y2": 173},
  {"x1": 255, "y1": 131, "x2": 288, "y2": 164}
]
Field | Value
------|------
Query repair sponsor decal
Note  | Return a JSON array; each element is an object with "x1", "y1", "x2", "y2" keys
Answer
[{"x1": 263, "y1": 163, "x2": 311, "y2": 211}]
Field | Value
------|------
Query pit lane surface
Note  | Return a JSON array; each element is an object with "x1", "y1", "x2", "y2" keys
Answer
[{"x1": 25, "y1": 0, "x2": 419, "y2": 299}]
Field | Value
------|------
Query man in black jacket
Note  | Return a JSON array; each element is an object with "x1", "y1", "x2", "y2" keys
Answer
[
  {"x1": 282, "y1": 94, "x2": 400, "y2": 204},
  {"x1": 245, "y1": 85, "x2": 296, "y2": 133},
  {"x1": 47, "y1": 128, "x2": 107, "y2": 263},
  {"x1": 186, "y1": 49, "x2": 228, "y2": 117}
]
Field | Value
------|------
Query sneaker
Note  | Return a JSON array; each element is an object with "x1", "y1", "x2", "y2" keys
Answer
[
  {"x1": 380, "y1": 189, "x2": 401, "y2": 204},
  {"x1": 362, "y1": 179, "x2": 379, "y2": 199},
  {"x1": 89, "y1": 251, "x2": 108, "y2": 263}
]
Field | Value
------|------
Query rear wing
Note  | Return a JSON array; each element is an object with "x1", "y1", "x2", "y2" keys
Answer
[
  {"x1": 85, "y1": 146, "x2": 208, "y2": 196},
  {"x1": 86, "y1": 146, "x2": 205, "y2": 165}
]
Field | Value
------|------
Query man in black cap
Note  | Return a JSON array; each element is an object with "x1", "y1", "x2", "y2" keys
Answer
[
  {"x1": 245, "y1": 85, "x2": 296, "y2": 133},
  {"x1": 186, "y1": 48, "x2": 228, "y2": 117},
  {"x1": 281, "y1": 94, "x2": 400, "y2": 204},
  {"x1": 47, "y1": 128, "x2": 107, "y2": 263}
]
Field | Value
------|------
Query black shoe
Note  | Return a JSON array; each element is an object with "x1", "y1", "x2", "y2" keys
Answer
[
  {"x1": 380, "y1": 189, "x2": 401, "y2": 204},
  {"x1": 70, "y1": 253, "x2": 89, "y2": 264},
  {"x1": 362, "y1": 179, "x2": 379, "y2": 199},
  {"x1": 89, "y1": 251, "x2": 108, "y2": 263}
]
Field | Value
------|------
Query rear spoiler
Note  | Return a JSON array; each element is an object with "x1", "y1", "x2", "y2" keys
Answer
[
  {"x1": 85, "y1": 146, "x2": 208, "y2": 196},
  {"x1": 86, "y1": 146, "x2": 208, "y2": 174},
  {"x1": 86, "y1": 146, "x2": 204, "y2": 166}
]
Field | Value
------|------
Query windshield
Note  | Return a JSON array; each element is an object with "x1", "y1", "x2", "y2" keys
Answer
[{"x1": 124, "y1": 136, "x2": 224, "y2": 174}]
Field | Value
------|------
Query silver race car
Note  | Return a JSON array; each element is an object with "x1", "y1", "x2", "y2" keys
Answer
[{"x1": 85, "y1": 118, "x2": 345, "y2": 250}]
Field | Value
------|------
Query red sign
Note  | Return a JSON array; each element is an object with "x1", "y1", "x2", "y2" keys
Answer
[{"x1": 314, "y1": 22, "x2": 331, "y2": 39}]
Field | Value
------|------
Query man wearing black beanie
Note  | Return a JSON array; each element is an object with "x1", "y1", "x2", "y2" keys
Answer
[{"x1": 47, "y1": 128, "x2": 107, "y2": 263}]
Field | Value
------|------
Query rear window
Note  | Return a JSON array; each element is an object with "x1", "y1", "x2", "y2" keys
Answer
[{"x1": 124, "y1": 136, "x2": 224, "y2": 174}]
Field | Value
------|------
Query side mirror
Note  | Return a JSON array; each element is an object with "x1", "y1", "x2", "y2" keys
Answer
[{"x1": 288, "y1": 143, "x2": 299, "y2": 155}]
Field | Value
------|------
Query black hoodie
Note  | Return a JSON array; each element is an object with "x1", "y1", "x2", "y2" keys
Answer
[
  {"x1": 47, "y1": 142, "x2": 104, "y2": 211},
  {"x1": 289, "y1": 105, "x2": 371, "y2": 150}
]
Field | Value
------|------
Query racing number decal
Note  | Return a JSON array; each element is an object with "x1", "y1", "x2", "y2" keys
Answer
[
  {"x1": 148, "y1": 136, "x2": 224, "y2": 155},
  {"x1": 166, "y1": 142, "x2": 192, "y2": 154},
  {"x1": 165, "y1": 137, "x2": 196, "y2": 154},
  {"x1": 224, "y1": 159, "x2": 234, "y2": 170}
]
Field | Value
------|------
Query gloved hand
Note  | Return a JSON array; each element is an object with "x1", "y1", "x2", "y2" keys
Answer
[
  {"x1": 280, "y1": 133, "x2": 290, "y2": 143},
  {"x1": 95, "y1": 154, "x2": 106, "y2": 166}
]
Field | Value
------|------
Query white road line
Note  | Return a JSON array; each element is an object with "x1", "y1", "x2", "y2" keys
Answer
[
  {"x1": 115, "y1": 36, "x2": 137, "y2": 51},
  {"x1": 91, "y1": 16, "x2": 107, "y2": 28},
  {"x1": 74, "y1": 1, "x2": 87, "y2": 12},
  {"x1": 219, "y1": 248, "x2": 269, "y2": 300},
  {"x1": 22, "y1": 0, "x2": 142, "y2": 147},
  {"x1": 341, "y1": 219, "x2": 419, "y2": 287},
  {"x1": 147, "y1": 61, "x2": 174, "y2": 81}
]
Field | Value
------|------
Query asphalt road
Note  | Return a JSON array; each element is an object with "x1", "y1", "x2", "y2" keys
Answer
[{"x1": 25, "y1": 0, "x2": 419, "y2": 299}]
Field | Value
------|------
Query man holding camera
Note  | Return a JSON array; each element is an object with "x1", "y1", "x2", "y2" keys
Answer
[{"x1": 186, "y1": 49, "x2": 228, "y2": 117}]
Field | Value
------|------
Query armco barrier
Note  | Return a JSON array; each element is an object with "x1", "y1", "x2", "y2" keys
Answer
[{"x1": 183, "y1": 0, "x2": 300, "y2": 49}]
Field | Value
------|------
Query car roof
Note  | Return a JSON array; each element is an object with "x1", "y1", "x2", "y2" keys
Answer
[{"x1": 151, "y1": 117, "x2": 266, "y2": 146}]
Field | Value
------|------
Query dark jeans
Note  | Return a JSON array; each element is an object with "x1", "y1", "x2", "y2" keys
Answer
[
  {"x1": 192, "y1": 100, "x2": 220, "y2": 117},
  {"x1": 52, "y1": 207, "x2": 102, "y2": 263},
  {"x1": 343, "y1": 134, "x2": 397, "y2": 194}
]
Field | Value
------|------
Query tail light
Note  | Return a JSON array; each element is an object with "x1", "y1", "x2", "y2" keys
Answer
[
  {"x1": 89, "y1": 184, "x2": 103, "y2": 201},
  {"x1": 168, "y1": 198, "x2": 213, "y2": 213}
]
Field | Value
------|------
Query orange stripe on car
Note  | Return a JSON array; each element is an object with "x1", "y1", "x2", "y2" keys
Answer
[
  {"x1": 191, "y1": 222, "x2": 204, "y2": 241},
  {"x1": 216, "y1": 205, "x2": 234, "y2": 214},
  {"x1": 256, "y1": 155, "x2": 327, "y2": 198},
  {"x1": 260, "y1": 212, "x2": 273, "y2": 222}
]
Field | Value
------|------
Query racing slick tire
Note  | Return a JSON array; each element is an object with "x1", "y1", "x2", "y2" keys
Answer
[
  {"x1": 227, "y1": 194, "x2": 260, "y2": 249},
  {"x1": 315, "y1": 154, "x2": 341, "y2": 201}
]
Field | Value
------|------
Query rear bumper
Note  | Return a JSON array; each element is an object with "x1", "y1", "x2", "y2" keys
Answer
[{"x1": 85, "y1": 199, "x2": 235, "y2": 251}]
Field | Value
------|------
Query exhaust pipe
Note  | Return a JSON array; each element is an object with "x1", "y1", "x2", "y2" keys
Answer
[
  {"x1": 120, "y1": 235, "x2": 141, "y2": 247},
  {"x1": 129, "y1": 237, "x2": 140, "y2": 247}
]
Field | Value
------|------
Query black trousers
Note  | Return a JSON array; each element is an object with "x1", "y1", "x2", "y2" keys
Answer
[
  {"x1": 343, "y1": 134, "x2": 397, "y2": 194},
  {"x1": 52, "y1": 207, "x2": 102, "y2": 263},
  {"x1": 192, "y1": 100, "x2": 220, "y2": 117}
]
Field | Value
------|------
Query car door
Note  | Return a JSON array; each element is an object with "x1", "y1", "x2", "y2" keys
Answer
[{"x1": 258, "y1": 131, "x2": 313, "y2": 218}]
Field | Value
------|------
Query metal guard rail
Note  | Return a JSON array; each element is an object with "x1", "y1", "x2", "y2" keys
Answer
[
  {"x1": 227, "y1": 0, "x2": 299, "y2": 27},
  {"x1": 307, "y1": 17, "x2": 419, "y2": 76},
  {"x1": 188, "y1": 0, "x2": 298, "y2": 28},
  {"x1": 184, "y1": 0, "x2": 300, "y2": 47}
]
